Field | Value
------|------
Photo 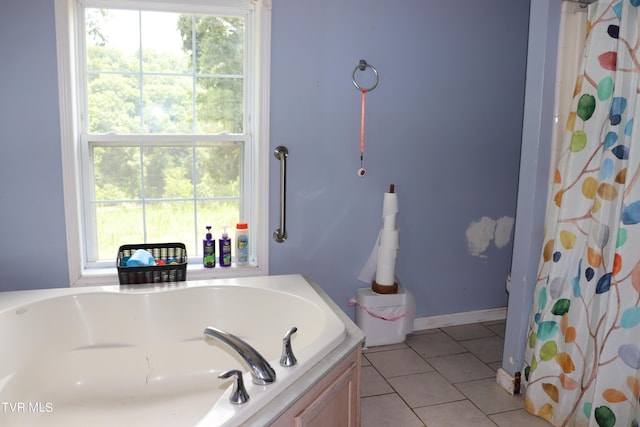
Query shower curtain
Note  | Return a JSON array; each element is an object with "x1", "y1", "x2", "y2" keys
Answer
[{"x1": 523, "y1": 1, "x2": 640, "y2": 426}]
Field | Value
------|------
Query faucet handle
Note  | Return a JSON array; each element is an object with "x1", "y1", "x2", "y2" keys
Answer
[
  {"x1": 218, "y1": 369, "x2": 250, "y2": 405},
  {"x1": 280, "y1": 326, "x2": 298, "y2": 367}
]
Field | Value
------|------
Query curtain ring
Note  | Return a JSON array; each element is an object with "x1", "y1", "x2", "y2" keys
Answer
[{"x1": 352, "y1": 60, "x2": 379, "y2": 92}]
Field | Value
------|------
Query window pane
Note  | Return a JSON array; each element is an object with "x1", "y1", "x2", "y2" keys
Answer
[
  {"x1": 142, "y1": 75, "x2": 193, "y2": 133},
  {"x1": 146, "y1": 201, "x2": 196, "y2": 256},
  {"x1": 192, "y1": 14, "x2": 245, "y2": 134},
  {"x1": 86, "y1": 9, "x2": 246, "y2": 136},
  {"x1": 93, "y1": 146, "x2": 142, "y2": 200},
  {"x1": 195, "y1": 144, "x2": 241, "y2": 198},
  {"x1": 86, "y1": 9, "x2": 140, "y2": 73},
  {"x1": 141, "y1": 12, "x2": 192, "y2": 74},
  {"x1": 88, "y1": 74, "x2": 141, "y2": 133},
  {"x1": 143, "y1": 146, "x2": 194, "y2": 199},
  {"x1": 196, "y1": 77, "x2": 243, "y2": 133},
  {"x1": 95, "y1": 202, "x2": 144, "y2": 261},
  {"x1": 193, "y1": 16, "x2": 245, "y2": 75}
]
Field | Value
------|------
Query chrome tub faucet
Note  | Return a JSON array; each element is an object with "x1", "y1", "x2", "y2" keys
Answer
[{"x1": 203, "y1": 326, "x2": 277, "y2": 385}]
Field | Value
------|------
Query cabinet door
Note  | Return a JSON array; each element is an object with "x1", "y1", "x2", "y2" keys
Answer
[{"x1": 270, "y1": 347, "x2": 361, "y2": 427}]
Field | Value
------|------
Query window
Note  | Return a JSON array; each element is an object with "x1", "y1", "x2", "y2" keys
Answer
[{"x1": 55, "y1": 0, "x2": 271, "y2": 284}]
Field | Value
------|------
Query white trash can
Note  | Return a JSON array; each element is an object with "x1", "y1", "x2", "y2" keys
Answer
[{"x1": 353, "y1": 284, "x2": 415, "y2": 347}]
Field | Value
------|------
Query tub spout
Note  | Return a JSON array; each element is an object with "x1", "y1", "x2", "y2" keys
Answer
[{"x1": 203, "y1": 326, "x2": 276, "y2": 385}]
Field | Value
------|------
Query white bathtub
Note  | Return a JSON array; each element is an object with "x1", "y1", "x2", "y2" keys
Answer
[{"x1": 0, "y1": 274, "x2": 362, "y2": 426}]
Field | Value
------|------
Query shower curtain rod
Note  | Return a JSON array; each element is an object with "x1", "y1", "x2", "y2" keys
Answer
[{"x1": 564, "y1": 0, "x2": 596, "y2": 4}]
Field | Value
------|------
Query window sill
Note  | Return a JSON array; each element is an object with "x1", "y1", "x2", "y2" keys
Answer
[{"x1": 71, "y1": 263, "x2": 268, "y2": 287}]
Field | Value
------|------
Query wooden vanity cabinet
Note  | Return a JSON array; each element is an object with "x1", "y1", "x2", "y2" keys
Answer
[{"x1": 269, "y1": 345, "x2": 361, "y2": 427}]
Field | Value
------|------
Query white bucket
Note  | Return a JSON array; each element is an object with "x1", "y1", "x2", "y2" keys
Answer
[{"x1": 352, "y1": 284, "x2": 415, "y2": 347}]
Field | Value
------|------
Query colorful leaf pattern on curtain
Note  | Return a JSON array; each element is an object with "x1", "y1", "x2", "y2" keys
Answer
[{"x1": 524, "y1": 1, "x2": 640, "y2": 426}]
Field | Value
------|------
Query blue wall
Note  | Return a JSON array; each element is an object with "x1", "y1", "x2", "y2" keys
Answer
[
  {"x1": 0, "y1": 0, "x2": 531, "y2": 321},
  {"x1": 268, "y1": 0, "x2": 530, "y2": 318},
  {"x1": 0, "y1": 1, "x2": 70, "y2": 290}
]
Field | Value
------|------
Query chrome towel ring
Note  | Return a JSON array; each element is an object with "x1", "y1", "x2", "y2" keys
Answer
[{"x1": 352, "y1": 60, "x2": 379, "y2": 92}]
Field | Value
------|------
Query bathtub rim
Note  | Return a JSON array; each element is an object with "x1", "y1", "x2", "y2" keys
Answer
[
  {"x1": 240, "y1": 275, "x2": 364, "y2": 426},
  {"x1": 0, "y1": 274, "x2": 330, "y2": 313},
  {"x1": 0, "y1": 274, "x2": 365, "y2": 426}
]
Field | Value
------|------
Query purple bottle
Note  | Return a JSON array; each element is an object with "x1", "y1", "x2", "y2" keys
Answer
[
  {"x1": 219, "y1": 227, "x2": 231, "y2": 267},
  {"x1": 203, "y1": 226, "x2": 215, "y2": 268}
]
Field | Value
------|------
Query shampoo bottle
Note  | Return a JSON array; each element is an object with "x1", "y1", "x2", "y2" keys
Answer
[
  {"x1": 203, "y1": 225, "x2": 216, "y2": 268},
  {"x1": 235, "y1": 223, "x2": 249, "y2": 266},
  {"x1": 219, "y1": 226, "x2": 231, "y2": 267}
]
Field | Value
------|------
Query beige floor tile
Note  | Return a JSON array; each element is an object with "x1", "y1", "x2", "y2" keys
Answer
[
  {"x1": 387, "y1": 371, "x2": 464, "y2": 408},
  {"x1": 361, "y1": 394, "x2": 425, "y2": 427},
  {"x1": 361, "y1": 365, "x2": 394, "y2": 397},
  {"x1": 490, "y1": 408, "x2": 552, "y2": 427},
  {"x1": 414, "y1": 400, "x2": 497, "y2": 427},
  {"x1": 359, "y1": 321, "x2": 517, "y2": 426},
  {"x1": 406, "y1": 331, "x2": 466, "y2": 358},
  {"x1": 459, "y1": 335, "x2": 504, "y2": 363},
  {"x1": 366, "y1": 348, "x2": 434, "y2": 378},
  {"x1": 455, "y1": 378, "x2": 524, "y2": 414},
  {"x1": 362, "y1": 354, "x2": 371, "y2": 366},
  {"x1": 441, "y1": 323, "x2": 495, "y2": 341},
  {"x1": 488, "y1": 361, "x2": 502, "y2": 371},
  {"x1": 426, "y1": 352, "x2": 495, "y2": 383},
  {"x1": 484, "y1": 322, "x2": 506, "y2": 338}
]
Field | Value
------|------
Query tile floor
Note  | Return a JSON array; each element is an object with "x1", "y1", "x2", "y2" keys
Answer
[{"x1": 360, "y1": 320, "x2": 551, "y2": 427}]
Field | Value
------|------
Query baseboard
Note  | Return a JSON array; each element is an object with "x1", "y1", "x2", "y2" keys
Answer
[
  {"x1": 413, "y1": 307, "x2": 507, "y2": 331},
  {"x1": 495, "y1": 368, "x2": 521, "y2": 395}
]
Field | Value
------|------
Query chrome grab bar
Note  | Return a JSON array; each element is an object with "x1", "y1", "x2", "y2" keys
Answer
[{"x1": 273, "y1": 146, "x2": 288, "y2": 243}]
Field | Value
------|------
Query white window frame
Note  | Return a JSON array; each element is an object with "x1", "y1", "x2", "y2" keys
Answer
[{"x1": 54, "y1": 0, "x2": 271, "y2": 286}]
